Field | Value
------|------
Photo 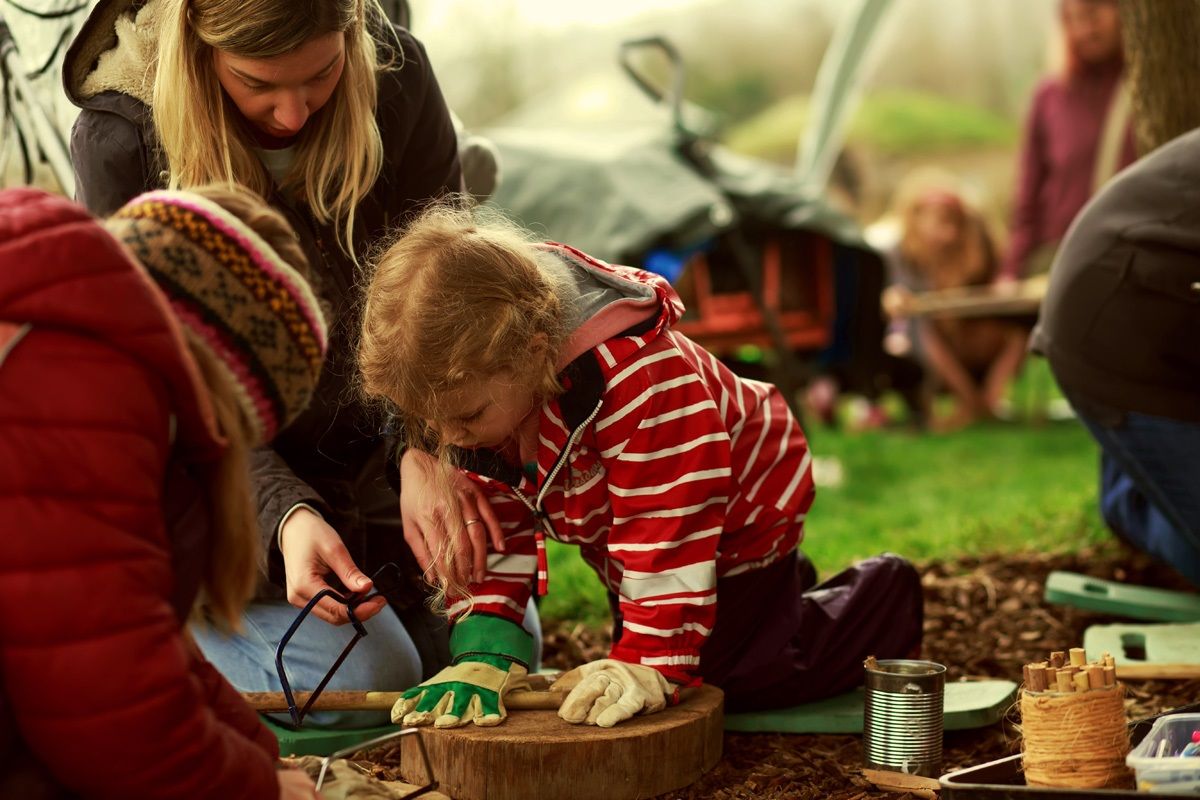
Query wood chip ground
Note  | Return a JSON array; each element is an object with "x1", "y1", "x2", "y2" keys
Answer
[{"x1": 358, "y1": 542, "x2": 1200, "y2": 799}]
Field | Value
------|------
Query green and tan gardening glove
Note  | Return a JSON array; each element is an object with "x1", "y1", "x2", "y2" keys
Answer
[
  {"x1": 391, "y1": 614, "x2": 532, "y2": 728},
  {"x1": 554, "y1": 658, "x2": 672, "y2": 728}
]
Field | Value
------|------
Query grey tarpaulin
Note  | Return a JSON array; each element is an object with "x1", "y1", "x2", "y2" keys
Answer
[
  {"x1": 484, "y1": 64, "x2": 873, "y2": 269},
  {"x1": 483, "y1": 46, "x2": 918, "y2": 413}
]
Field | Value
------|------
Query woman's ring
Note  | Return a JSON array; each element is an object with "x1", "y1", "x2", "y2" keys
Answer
[{"x1": 464, "y1": 518, "x2": 482, "y2": 526}]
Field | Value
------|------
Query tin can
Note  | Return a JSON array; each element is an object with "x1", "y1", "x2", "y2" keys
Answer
[{"x1": 864, "y1": 659, "x2": 947, "y2": 778}]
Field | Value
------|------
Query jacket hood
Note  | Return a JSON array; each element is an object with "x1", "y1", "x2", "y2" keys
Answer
[
  {"x1": 536, "y1": 242, "x2": 683, "y2": 368},
  {"x1": 0, "y1": 188, "x2": 221, "y2": 461},
  {"x1": 64, "y1": 0, "x2": 160, "y2": 110}
]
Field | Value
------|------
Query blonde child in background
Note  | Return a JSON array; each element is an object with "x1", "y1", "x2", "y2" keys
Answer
[
  {"x1": 358, "y1": 205, "x2": 923, "y2": 729},
  {"x1": 880, "y1": 171, "x2": 1028, "y2": 430}
]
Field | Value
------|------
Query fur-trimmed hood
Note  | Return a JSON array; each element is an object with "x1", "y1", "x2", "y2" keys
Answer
[{"x1": 64, "y1": 0, "x2": 162, "y2": 110}]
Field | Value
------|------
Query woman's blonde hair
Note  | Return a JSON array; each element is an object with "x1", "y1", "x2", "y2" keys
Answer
[
  {"x1": 154, "y1": 0, "x2": 388, "y2": 256},
  {"x1": 358, "y1": 203, "x2": 571, "y2": 606},
  {"x1": 183, "y1": 184, "x2": 312, "y2": 630}
]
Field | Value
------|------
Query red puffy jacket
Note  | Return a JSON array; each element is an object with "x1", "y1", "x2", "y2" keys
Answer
[{"x1": 0, "y1": 189, "x2": 279, "y2": 798}]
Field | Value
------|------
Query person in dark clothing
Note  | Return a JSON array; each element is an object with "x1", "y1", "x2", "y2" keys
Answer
[
  {"x1": 1034, "y1": 126, "x2": 1200, "y2": 587},
  {"x1": 64, "y1": 0, "x2": 537, "y2": 725},
  {"x1": 1004, "y1": 0, "x2": 1135, "y2": 281}
]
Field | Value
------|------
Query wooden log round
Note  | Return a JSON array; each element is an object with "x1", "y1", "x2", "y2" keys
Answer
[{"x1": 398, "y1": 684, "x2": 724, "y2": 800}]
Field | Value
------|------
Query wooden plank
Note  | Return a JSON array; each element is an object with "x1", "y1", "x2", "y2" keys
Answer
[
  {"x1": 398, "y1": 684, "x2": 724, "y2": 800},
  {"x1": 1114, "y1": 663, "x2": 1200, "y2": 680},
  {"x1": 894, "y1": 275, "x2": 1048, "y2": 319},
  {"x1": 862, "y1": 768, "x2": 942, "y2": 792}
]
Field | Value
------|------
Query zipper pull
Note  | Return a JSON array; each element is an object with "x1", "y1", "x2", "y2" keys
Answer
[{"x1": 535, "y1": 529, "x2": 549, "y2": 596}]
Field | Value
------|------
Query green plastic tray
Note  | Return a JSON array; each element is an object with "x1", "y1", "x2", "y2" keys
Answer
[
  {"x1": 263, "y1": 715, "x2": 398, "y2": 757},
  {"x1": 1083, "y1": 621, "x2": 1200, "y2": 666},
  {"x1": 1044, "y1": 571, "x2": 1200, "y2": 622},
  {"x1": 723, "y1": 679, "x2": 1017, "y2": 734}
]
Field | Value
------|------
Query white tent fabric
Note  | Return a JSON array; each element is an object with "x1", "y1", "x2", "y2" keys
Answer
[{"x1": 0, "y1": 0, "x2": 96, "y2": 190}]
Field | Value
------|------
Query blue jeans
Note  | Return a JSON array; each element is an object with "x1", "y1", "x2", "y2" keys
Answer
[
  {"x1": 1074, "y1": 406, "x2": 1200, "y2": 587},
  {"x1": 194, "y1": 599, "x2": 542, "y2": 728}
]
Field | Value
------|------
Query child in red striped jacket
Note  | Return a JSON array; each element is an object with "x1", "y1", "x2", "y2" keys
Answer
[{"x1": 359, "y1": 205, "x2": 922, "y2": 729}]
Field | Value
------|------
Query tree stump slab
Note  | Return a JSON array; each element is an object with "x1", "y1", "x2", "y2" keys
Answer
[{"x1": 398, "y1": 684, "x2": 724, "y2": 800}]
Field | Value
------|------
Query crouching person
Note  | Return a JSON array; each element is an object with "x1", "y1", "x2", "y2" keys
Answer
[
  {"x1": 358, "y1": 204, "x2": 924, "y2": 728},
  {"x1": 0, "y1": 187, "x2": 327, "y2": 798}
]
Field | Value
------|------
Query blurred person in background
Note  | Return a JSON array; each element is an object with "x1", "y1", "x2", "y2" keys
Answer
[
  {"x1": 881, "y1": 171, "x2": 1026, "y2": 431},
  {"x1": 1003, "y1": 0, "x2": 1135, "y2": 281}
]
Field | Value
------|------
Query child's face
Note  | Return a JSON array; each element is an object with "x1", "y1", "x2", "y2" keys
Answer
[
  {"x1": 911, "y1": 202, "x2": 962, "y2": 254},
  {"x1": 431, "y1": 371, "x2": 539, "y2": 450},
  {"x1": 1062, "y1": 0, "x2": 1122, "y2": 65}
]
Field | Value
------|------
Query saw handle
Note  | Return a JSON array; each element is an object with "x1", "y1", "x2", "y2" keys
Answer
[{"x1": 242, "y1": 688, "x2": 565, "y2": 713}]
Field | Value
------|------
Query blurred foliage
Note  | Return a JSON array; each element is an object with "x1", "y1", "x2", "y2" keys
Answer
[
  {"x1": 686, "y1": 68, "x2": 777, "y2": 128},
  {"x1": 724, "y1": 89, "x2": 1018, "y2": 165}
]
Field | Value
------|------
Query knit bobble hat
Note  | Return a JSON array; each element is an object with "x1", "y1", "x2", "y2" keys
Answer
[{"x1": 105, "y1": 190, "x2": 328, "y2": 446}]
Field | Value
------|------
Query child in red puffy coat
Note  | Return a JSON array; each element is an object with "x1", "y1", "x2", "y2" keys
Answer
[{"x1": 0, "y1": 187, "x2": 327, "y2": 799}]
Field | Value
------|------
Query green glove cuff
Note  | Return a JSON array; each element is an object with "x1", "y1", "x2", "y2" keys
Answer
[{"x1": 450, "y1": 613, "x2": 533, "y2": 668}]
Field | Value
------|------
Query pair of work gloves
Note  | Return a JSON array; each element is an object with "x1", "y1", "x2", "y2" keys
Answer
[{"x1": 392, "y1": 615, "x2": 672, "y2": 729}]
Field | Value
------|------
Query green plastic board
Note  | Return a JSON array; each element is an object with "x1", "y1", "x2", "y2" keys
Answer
[
  {"x1": 1083, "y1": 622, "x2": 1200, "y2": 666},
  {"x1": 263, "y1": 715, "x2": 397, "y2": 757},
  {"x1": 1044, "y1": 571, "x2": 1200, "y2": 622},
  {"x1": 723, "y1": 679, "x2": 1017, "y2": 734}
]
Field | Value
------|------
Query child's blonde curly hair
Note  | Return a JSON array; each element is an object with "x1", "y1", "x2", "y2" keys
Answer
[{"x1": 359, "y1": 203, "x2": 572, "y2": 606}]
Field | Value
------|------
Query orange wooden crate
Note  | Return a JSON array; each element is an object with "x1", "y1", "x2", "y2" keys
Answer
[{"x1": 673, "y1": 231, "x2": 836, "y2": 356}]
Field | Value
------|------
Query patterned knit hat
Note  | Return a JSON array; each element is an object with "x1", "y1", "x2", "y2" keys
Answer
[{"x1": 105, "y1": 190, "x2": 328, "y2": 445}]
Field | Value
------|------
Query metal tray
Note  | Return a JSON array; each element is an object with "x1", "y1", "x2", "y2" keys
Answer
[{"x1": 940, "y1": 701, "x2": 1200, "y2": 799}]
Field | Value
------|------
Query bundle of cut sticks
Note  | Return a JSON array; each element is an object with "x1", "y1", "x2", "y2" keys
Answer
[{"x1": 1022, "y1": 647, "x2": 1117, "y2": 693}]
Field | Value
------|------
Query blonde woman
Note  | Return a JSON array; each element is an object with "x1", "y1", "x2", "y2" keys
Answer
[
  {"x1": 64, "y1": 0, "x2": 534, "y2": 723},
  {"x1": 0, "y1": 185, "x2": 327, "y2": 798}
]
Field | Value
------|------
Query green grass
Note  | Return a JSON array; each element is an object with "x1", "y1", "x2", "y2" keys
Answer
[
  {"x1": 540, "y1": 541, "x2": 615, "y2": 624},
  {"x1": 723, "y1": 89, "x2": 1018, "y2": 164},
  {"x1": 541, "y1": 362, "x2": 1107, "y2": 624},
  {"x1": 799, "y1": 421, "x2": 1106, "y2": 570}
]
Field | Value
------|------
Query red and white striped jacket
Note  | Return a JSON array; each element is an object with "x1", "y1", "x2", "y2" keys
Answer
[{"x1": 450, "y1": 243, "x2": 815, "y2": 685}]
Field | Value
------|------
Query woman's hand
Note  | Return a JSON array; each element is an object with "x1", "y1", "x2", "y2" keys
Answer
[
  {"x1": 276, "y1": 767, "x2": 320, "y2": 799},
  {"x1": 399, "y1": 449, "x2": 504, "y2": 587},
  {"x1": 279, "y1": 507, "x2": 388, "y2": 625}
]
